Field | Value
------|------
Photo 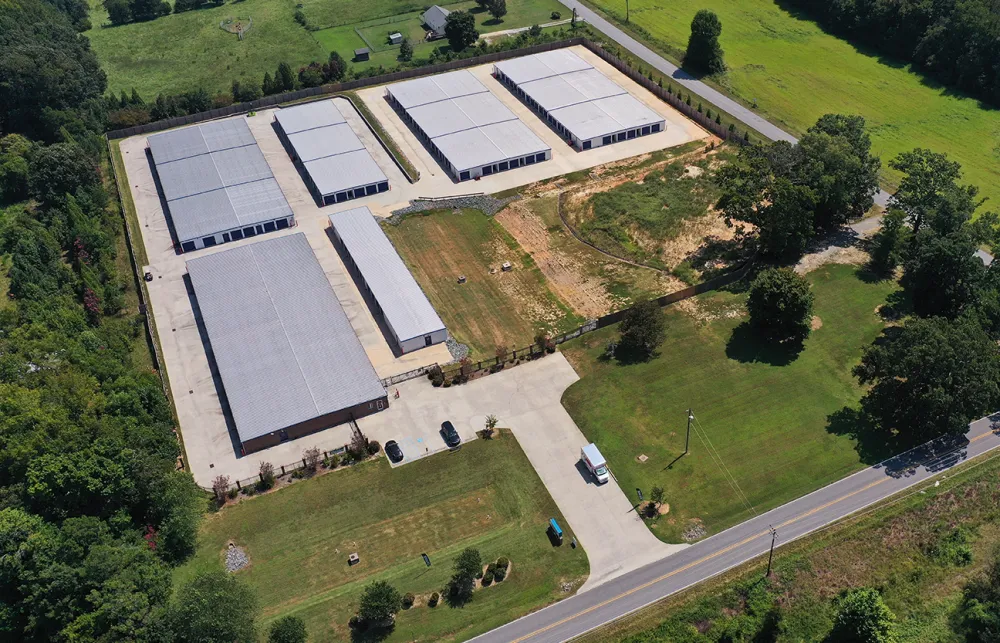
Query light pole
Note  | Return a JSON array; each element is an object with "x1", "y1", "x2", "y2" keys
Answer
[
  {"x1": 765, "y1": 526, "x2": 778, "y2": 578},
  {"x1": 684, "y1": 409, "x2": 693, "y2": 456}
]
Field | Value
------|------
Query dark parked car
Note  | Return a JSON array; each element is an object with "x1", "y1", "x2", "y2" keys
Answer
[
  {"x1": 440, "y1": 421, "x2": 461, "y2": 448},
  {"x1": 385, "y1": 440, "x2": 404, "y2": 463}
]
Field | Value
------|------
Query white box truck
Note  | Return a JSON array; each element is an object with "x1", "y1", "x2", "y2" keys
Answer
[{"x1": 581, "y1": 443, "x2": 609, "y2": 484}]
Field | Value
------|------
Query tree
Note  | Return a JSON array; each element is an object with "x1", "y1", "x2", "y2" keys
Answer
[
  {"x1": 28, "y1": 142, "x2": 96, "y2": 204},
  {"x1": 889, "y1": 148, "x2": 965, "y2": 234},
  {"x1": 746, "y1": 268, "x2": 814, "y2": 341},
  {"x1": 902, "y1": 226, "x2": 984, "y2": 319},
  {"x1": 399, "y1": 37, "x2": 413, "y2": 61},
  {"x1": 258, "y1": 461, "x2": 276, "y2": 490},
  {"x1": 650, "y1": 485, "x2": 665, "y2": 508},
  {"x1": 212, "y1": 474, "x2": 231, "y2": 504},
  {"x1": 684, "y1": 10, "x2": 725, "y2": 74},
  {"x1": 483, "y1": 414, "x2": 498, "y2": 439},
  {"x1": 129, "y1": 0, "x2": 170, "y2": 22},
  {"x1": 103, "y1": 0, "x2": 130, "y2": 24},
  {"x1": 268, "y1": 615, "x2": 307, "y2": 643},
  {"x1": 828, "y1": 588, "x2": 897, "y2": 643},
  {"x1": 168, "y1": 571, "x2": 258, "y2": 643},
  {"x1": 799, "y1": 114, "x2": 881, "y2": 229},
  {"x1": 276, "y1": 62, "x2": 296, "y2": 91},
  {"x1": 449, "y1": 547, "x2": 482, "y2": 602},
  {"x1": 617, "y1": 298, "x2": 666, "y2": 360},
  {"x1": 487, "y1": 0, "x2": 507, "y2": 22},
  {"x1": 854, "y1": 316, "x2": 1000, "y2": 440},
  {"x1": 261, "y1": 71, "x2": 275, "y2": 95},
  {"x1": 325, "y1": 50, "x2": 347, "y2": 82},
  {"x1": 868, "y1": 208, "x2": 908, "y2": 276},
  {"x1": 303, "y1": 446, "x2": 321, "y2": 472},
  {"x1": 445, "y1": 11, "x2": 479, "y2": 51},
  {"x1": 957, "y1": 552, "x2": 1000, "y2": 643},
  {"x1": 358, "y1": 580, "x2": 402, "y2": 625}
]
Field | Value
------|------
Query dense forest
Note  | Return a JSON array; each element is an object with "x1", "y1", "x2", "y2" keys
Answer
[
  {"x1": 783, "y1": 0, "x2": 1000, "y2": 106},
  {"x1": 0, "y1": 0, "x2": 232, "y2": 640}
]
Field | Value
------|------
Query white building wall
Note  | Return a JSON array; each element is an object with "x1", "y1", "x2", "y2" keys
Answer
[{"x1": 397, "y1": 328, "x2": 449, "y2": 354}]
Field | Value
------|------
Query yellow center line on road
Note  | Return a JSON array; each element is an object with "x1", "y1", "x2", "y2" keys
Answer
[{"x1": 508, "y1": 429, "x2": 999, "y2": 643}]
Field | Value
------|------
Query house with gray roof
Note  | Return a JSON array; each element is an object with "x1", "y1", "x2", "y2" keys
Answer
[{"x1": 422, "y1": 5, "x2": 451, "y2": 37}]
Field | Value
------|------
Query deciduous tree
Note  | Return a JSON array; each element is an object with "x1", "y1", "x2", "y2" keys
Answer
[
  {"x1": 684, "y1": 10, "x2": 725, "y2": 74},
  {"x1": 617, "y1": 298, "x2": 666, "y2": 360},
  {"x1": 746, "y1": 267, "x2": 814, "y2": 341},
  {"x1": 268, "y1": 615, "x2": 307, "y2": 643},
  {"x1": 168, "y1": 571, "x2": 258, "y2": 643},
  {"x1": 358, "y1": 580, "x2": 402, "y2": 625},
  {"x1": 829, "y1": 587, "x2": 897, "y2": 643},
  {"x1": 445, "y1": 11, "x2": 479, "y2": 51}
]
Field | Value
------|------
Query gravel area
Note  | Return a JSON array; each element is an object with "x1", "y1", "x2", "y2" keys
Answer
[
  {"x1": 446, "y1": 337, "x2": 469, "y2": 362},
  {"x1": 386, "y1": 194, "x2": 521, "y2": 224},
  {"x1": 225, "y1": 543, "x2": 250, "y2": 572}
]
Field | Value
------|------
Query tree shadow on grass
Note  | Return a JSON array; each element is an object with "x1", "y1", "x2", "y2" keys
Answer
[
  {"x1": 825, "y1": 407, "x2": 899, "y2": 465},
  {"x1": 350, "y1": 622, "x2": 395, "y2": 643},
  {"x1": 725, "y1": 322, "x2": 804, "y2": 366},
  {"x1": 613, "y1": 344, "x2": 660, "y2": 365},
  {"x1": 877, "y1": 288, "x2": 912, "y2": 322}
]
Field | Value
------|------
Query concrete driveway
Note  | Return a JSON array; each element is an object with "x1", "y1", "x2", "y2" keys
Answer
[{"x1": 359, "y1": 353, "x2": 684, "y2": 591}]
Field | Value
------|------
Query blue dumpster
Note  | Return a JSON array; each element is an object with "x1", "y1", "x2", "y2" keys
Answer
[{"x1": 548, "y1": 518, "x2": 564, "y2": 545}]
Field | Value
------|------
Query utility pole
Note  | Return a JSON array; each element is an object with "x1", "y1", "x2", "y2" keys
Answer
[
  {"x1": 684, "y1": 409, "x2": 693, "y2": 455},
  {"x1": 765, "y1": 526, "x2": 778, "y2": 578}
]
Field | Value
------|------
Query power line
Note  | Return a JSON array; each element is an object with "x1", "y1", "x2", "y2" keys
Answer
[{"x1": 691, "y1": 414, "x2": 757, "y2": 518}]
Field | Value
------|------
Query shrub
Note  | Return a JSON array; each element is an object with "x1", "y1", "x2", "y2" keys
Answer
[
  {"x1": 258, "y1": 461, "x2": 276, "y2": 490},
  {"x1": 303, "y1": 446, "x2": 321, "y2": 472},
  {"x1": 494, "y1": 565, "x2": 506, "y2": 581},
  {"x1": 551, "y1": 10, "x2": 560, "y2": 19},
  {"x1": 291, "y1": 469, "x2": 304, "y2": 480},
  {"x1": 429, "y1": 592, "x2": 439, "y2": 607},
  {"x1": 329, "y1": 454, "x2": 340, "y2": 468},
  {"x1": 226, "y1": 487, "x2": 239, "y2": 500},
  {"x1": 481, "y1": 571, "x2": 494, "y2": 586},
  {"x1": 486, "y1": 562, "x2": 497, "y2": 576},
  {"x1": 293, "y1": 8, "x2": 307, "y2": 27},
  {"x1": 496, "y1": 557, "x2": 509, "y2": 570},
  {"x1": 402, "y1": 593, "x2": 415, "y2": 609},
  {"x1": 212, "y1": 474, "x2": 231, "y2": 504}
]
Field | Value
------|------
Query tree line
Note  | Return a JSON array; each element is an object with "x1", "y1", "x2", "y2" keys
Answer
[
  {"x1": 0, "y1": 1, "x2": 291, "y2": 640},
  {"x1": 782, "y1": 0, "x2": 1000, "y2": 107}
]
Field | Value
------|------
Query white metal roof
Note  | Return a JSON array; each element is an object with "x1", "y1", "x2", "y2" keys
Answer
[
  {"x1": 386, "y1": 69, "x2": 488, "y2": 109},
  {"x1": 274, "y1": 100, "x2": 346, "y2": 135},
  {"x1": 287, "y1": 124, "x2": 364, "y2": 162},
  {"x1": 167, "y1": 178, "x2": 293, "y2": 242},
  {"x1": 550, "y1": 94, "x2": 664, "y2": 142},
  {"x1": 480, "y1": 120, "x2": 550, "y2": 159},
  {"x1": 406, "y1": 92, "x2": 517, "y2": 139},
  {"x1": 305, "y1": 149, "x2": 388, "y2": 196},
  {"x1": 432, "y1": 122, "x2": 549, "y2": 173},
  {"x1": 494, "y1": 48, "x2": 594, "y2": 84},
  {"x1": 148, "y1": 118, "x2": 256, "y2": 165},
  {"x1": 186, "y1": 233, "x2": 385, "y2": 444},
  {"x1": 328, "y1": 207, "x2": 446, "y2": 343}
]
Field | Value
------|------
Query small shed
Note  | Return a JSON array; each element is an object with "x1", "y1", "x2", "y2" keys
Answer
[
  {"x1": 421, "y1": 5, "x2": 451, "y2": 36},
  {"x1": 353, "y1": 48, "x2": 370, "y2": 62},
  {"x1": 389, "y1": 32, "x2": 403, "y2": 45}
]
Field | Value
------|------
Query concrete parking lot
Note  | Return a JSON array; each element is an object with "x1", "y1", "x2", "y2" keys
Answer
[{"x1": 358, "y1": 354, "x2": 685, "y2": 591}]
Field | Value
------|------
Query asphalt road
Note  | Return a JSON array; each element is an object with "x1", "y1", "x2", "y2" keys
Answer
[
  {"x1": 563, "y1": 0, "x2": 994, "y2": 269},
  {"x1": 470, "y1": 414, "x2": 1000, "y2": 643}
]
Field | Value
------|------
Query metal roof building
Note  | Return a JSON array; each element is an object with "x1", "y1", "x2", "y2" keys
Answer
[
  {"x1": 385, "y1": 70, "x2": 550, "y2": 181},
  {"x1": 328, "y1": 207, "x2": 447, "y2": 354},
  {"x1": 186, "y1": 232, "x2": 387, "y2": 454},
  {"x1": 274, "y1": 100, "x2": 389, "y2": 206},
  {"x1": 494, "y1": 49, "x2": 666, "y2": 151},
  {"x1": 147, "y1": 118, "x2": 294, "y2": 253}
]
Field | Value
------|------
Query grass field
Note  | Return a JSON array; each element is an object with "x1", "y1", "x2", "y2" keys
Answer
[
  {"x1": 87, "y1": 0, "x2": 568, "y2": 98},
  {"x1": 560, "y1": 264, "x2": 898, "y2": 543},
  {"x1": 384, "y1": 209, "x2": 585, "y2": 359},
  {"x1": 583, "y1": 0, "x2": 1000, "y2": 213},
  {"x1": 174, "y1": 435, "x2": 588, "y2": 642},
  {"x1": 580, "y1": 447, "x2": 1000, "y2": 643}
]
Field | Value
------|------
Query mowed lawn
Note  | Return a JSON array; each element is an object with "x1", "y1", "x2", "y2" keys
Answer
[
  {"x1": 85, "y1": 0, "x2": 325, "y2": 98},
  {"x1": 175, "y1": 436, "x2": 588, "y2": 642},
  {"x1": 384, "y1": 209, "x2": 584, "y2": 359},
  {"x1": 585, "y1": 0, "x2": 1000, "y2": 211},
  {"x1": 560, "y1": 264, "x2": 898, "y2": 543}
]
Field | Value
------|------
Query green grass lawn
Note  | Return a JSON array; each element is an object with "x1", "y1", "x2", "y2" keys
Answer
[
  {"x1": 582, "y1": 0, "x2": 1000, "y2": 213},
  {"x1": 85, "y1": 0, "x2": 325, "y2": 98},
  {"x1": 560, "y1": 264, "x2": 898, "y2": 543},
  {"x1": 384, "y1": 209, "x2": 585, "y2": 359},
  {"x1": 175, "y1": 435, "x2": 588, "y2": 642}
]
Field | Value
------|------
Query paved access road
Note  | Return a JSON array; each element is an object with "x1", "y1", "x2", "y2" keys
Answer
[{"x1": 470, "y1": 414, "x2": 1000, "y2": 643}]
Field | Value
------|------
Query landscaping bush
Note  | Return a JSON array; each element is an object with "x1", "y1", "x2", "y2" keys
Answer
[
  {"x1": 258, "y1": 461, "x2": 276, "y2": 491},
  {"x1": 551, "y1": 10, "x2": 560, "y2": 19},
  {"x1": 226, "y1": 487, "x2": 239, "y2": 500},
  {"x1": 402, "y1": 593, "x2": 415, "y2": 609},
  {"x1": 328, "y1": 454, "x2": 340, "y2": 468},
  {"x1": 428, "y1": 592, "x2": 439, "y2": 607},
  {"x1": 494, "y1": 565, "x2": 506, "y2": 582},
  {"x1": 291, "y1": 469, "x2": 304, "y2": 480},
  {"x1": 481, "y1": 571, "x2": 494, "y2": 586},
  {"x1": 496, "y1": 557, "x2": 509, "y2": 570},
  {"x1": 486, "y1": 562, "x2": 497, "y2": 576},
  {"x1": 367, "y1": 440, "x2": 381, "y2": 455}
]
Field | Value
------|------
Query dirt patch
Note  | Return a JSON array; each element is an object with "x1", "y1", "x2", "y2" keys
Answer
[
  {"x1": 497, "y1": 200, "x2": 616, "y2": 318},
  {"x1": 682, "y1": 165, "x2": 704, "y2": 178},
  {"x1": 795, "y1": 241, "x2": 869, "y2": 274},
  {"x1": 811, "y1": 316, "x2": 823, "y2": 330}
]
